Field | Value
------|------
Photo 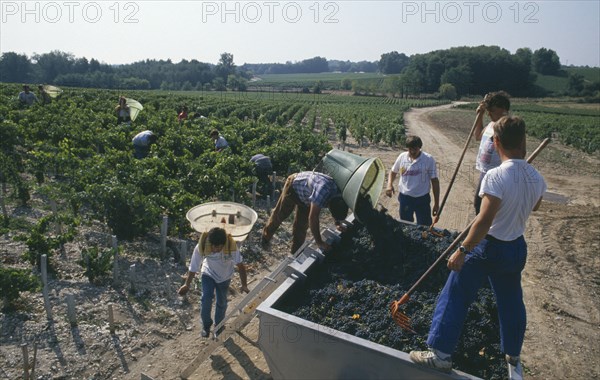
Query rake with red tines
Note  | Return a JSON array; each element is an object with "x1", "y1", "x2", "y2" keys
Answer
[
  {"x1": 391, "y1": 222, "x2": 471, "y2": 332},
  {"x1": 392, "y1": 138, "x2": 550, "y2": 332}
]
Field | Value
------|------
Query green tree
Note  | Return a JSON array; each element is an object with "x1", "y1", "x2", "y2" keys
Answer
[
  {"x1": 532, "y1": 48, "x2": 561, "y2": 75},
  {"x1": 438, "y1": 83, "x2": 457, "y2": 100},
  {"x1": 567, "y1": 73, "x2": 585, "y2": 96},
  {"x1": 440, "y1": 65, "x2": 472, "y2": 96},
  {"x1": 341, "y1": 78, "x2": 352, "y2": 90},
  {"x1": 313, "y1": 80, "x2": 323, "y2": 94},
  {"x1": 383, "y1": 76, "x2": 402, "y2": 97},
  {"x1": 0, "y1": 52, "x2": 32, "y2": 83},
  {"x1": 212, "y1": 77, "x2": 226, "y2": 91},
  {"x1": 216, "y1": 52, "x2": 235, "y2": 81},
  {"x1": 33, "y1": 50, "x2": 75, "y2": 83},
  {"x1": 515, "y1": 47, "x2": 533, "y2": 68},
  {"x1": 379, "y1": 51, "x2": 410, "y2": 74}
]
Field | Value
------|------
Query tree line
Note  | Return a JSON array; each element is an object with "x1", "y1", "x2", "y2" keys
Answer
[{"x1": 1, "y1": 46, "x2": 597, "y2": 98}]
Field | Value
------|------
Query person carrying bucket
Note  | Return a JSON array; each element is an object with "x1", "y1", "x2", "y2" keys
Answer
[
  {"x1": 177, "y1": 227, "x2": 249, "y2": 338},
  {"x1": 385, "y1": 135, "x2": 440, "y2": 226},
  {"x1": 115, "y1": 96, "x2": 131, "y2": 124},
  {"x1": 38, "y1": 84, "x2": 51, "y2": 105},
  {"x1": 261, "y1": 171, "x2": 349, "y2": 254}
]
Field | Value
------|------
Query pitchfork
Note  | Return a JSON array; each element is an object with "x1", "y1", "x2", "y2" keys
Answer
[{"x1": 392, "y1": 138, "x2": 550, "y2": 331}]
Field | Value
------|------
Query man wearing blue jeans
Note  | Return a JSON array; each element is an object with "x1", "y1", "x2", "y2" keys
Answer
[
  {"x1": 409, "y1": 116, "x2": 546, "y2": 380},
  {"x1": 177, "y1": 227, "x2": 249, "y2": 337},
  {"x1": 385, "y1": 135, "x2": 440, "y2": 226}
]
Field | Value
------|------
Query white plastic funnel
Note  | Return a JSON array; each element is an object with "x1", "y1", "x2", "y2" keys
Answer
[
  {"x1": 126, "y1": 98, "x2": 143, "y2": 121},
  {"x1": 44, "y1": 85, "x2": 63, "y2": 98},
  {"x1": 186, "y1": 202, "x2": 258, "y2": 242}
]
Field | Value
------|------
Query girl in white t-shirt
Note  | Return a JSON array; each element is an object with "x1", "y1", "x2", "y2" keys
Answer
[{"x1": 177, "y1": 227, "x2": 249, "y2": 337}]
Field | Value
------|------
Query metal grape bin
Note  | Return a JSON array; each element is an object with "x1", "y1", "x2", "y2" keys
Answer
[{"x1": 256, "y1": 228, "x2": 481, "y2": 380}]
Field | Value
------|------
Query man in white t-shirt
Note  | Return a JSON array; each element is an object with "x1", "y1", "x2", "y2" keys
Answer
[
  {"x1": 18, "y1": 85, "x2": 38, "y2": 106},
  {"x1": 473, "y1": 91, "x2": 510, "y2": 214},
  {"x1": 410, "y1": 116, "x2": 546, "y2": 380},
  {"x1": 385, "y1": 136, "x2": 440, "y2": 226},
  {"x1": 177, "y1": 228, "x2": 249, "y2": 337}
]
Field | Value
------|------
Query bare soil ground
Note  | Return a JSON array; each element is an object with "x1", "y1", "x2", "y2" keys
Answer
[{"x1": 1, "y1": 103, "x2": 599, "y2": 380}]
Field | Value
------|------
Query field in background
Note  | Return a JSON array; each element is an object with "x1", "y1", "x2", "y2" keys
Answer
[
  {"x1": 252, "y1": 72, "x2": 385, "y2": 89},
  {"x1": 535, "y1": 66, "x2": 600, "y2": 95},
  {"x1": 455, "y1": 99, "x2": 600, "y2": 154}
]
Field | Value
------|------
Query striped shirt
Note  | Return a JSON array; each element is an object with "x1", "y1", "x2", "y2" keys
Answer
[{"x1": 292, "y1": 172, "x2": 339, "y2": 208}]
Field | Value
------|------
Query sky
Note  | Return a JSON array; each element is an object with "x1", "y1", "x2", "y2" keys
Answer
[{"x1": 1, "y1": 0, "x2": 599, "y2": 67}]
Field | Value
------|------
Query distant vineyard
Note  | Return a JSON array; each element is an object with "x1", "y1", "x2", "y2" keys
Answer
[{"x1": 455, "y1": 101, "x2": 600, "y2": 153}]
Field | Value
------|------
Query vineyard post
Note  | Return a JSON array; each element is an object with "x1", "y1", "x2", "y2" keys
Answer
[
  {"x1": 21, "y1": 343, "x2": 30, "y2": 380},
  {"x1": 179, "y1": 239, "x2": 187, "y2": 266},
  {"x1": 251, "y1": 180, "x2": 257, "y2": 208},
  {"x1": 66, "y1": 294, "x2": 77, "y2": 326},
  {"x1": 266, "y1": 195, "x2": 271, "y2": 214},
  {"x1": 160, "y1": 216, "x2": 168, "y2": 256},
  {"x1": 40, "y1": 255, "x2": 53, "y2": 320},
  {"x1": 0, "y1": 192, "x2": 7, "y2": 225},
  {"x1": 108, "y1": 303, "x2": 115, "y2": 334},
  {"x1": 271, "y1": 171, "x2": 276, "y2": 200},
  {"x1": 129, "y1": 263, "x2": 137, "y2": 292},
  {"x1": 111, "y1": 235, "x2": 119, "y2": 283}
]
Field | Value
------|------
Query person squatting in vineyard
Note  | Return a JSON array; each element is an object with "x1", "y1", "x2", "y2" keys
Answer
[
  {"x1": 210, "y1": 129, "x2": 229, "y2": 152},
  {"x1": 177, "y1": 227, "x2": 249, "y2": 337},
  {"x1": 18, "y1": 84, "x2": 38, "y2": 106},
  {"x1": 250, "y1": 153, "x2": 274, "y2": 198},
  {"x1": 385, "y1": 135, "x2": 440, "y2": 226},
  {"x1": 473, "y1": 91, "x2": 511, "y2": 215},
  {"x1": 262, "y1": 171, "x2": 349, "y2": 254},
  {"x1": 115, "y1": 96, "x2": 131, "y2": 124},
  {"x1": 409, "y1": 116, "x2": 546, "y2": 380},
  {"x1": 132, "y1": 130, "x2": 157, "y2": 159}
]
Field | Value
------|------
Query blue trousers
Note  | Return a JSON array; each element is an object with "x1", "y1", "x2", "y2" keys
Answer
[
  {"x1": 399, "y1": 193, "x2": 432, "y2": 226},
  {"x1": 427, "y1": 236, "x2": 527, "y2": 357},
  {"x1": 200, "y1": 274, "x2": 231, "y2": 331}
]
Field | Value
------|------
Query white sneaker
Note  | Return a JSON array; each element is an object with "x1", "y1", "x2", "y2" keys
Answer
[
  {"x1": 506, "y1": 355, "x2": 524, "y2": 380},
  {"x1": 409, "y1": 350, "x2": 452, "y2": 373}
]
